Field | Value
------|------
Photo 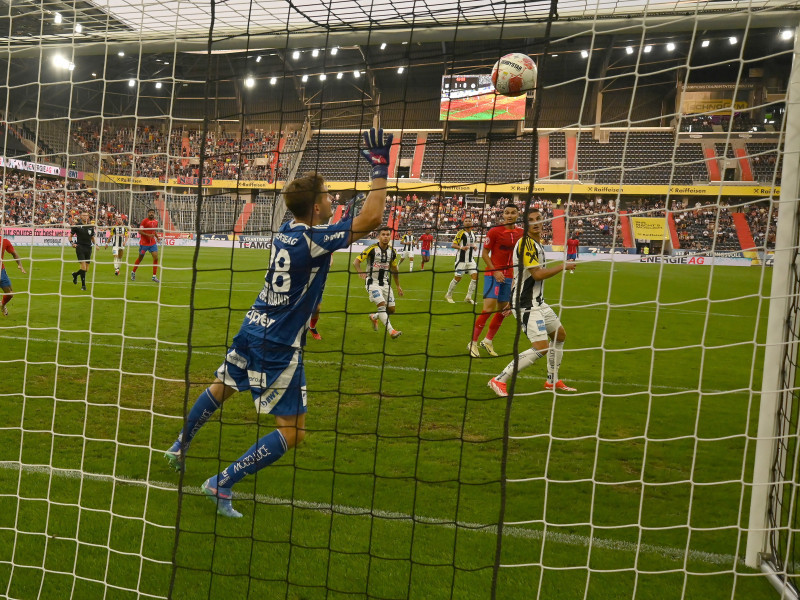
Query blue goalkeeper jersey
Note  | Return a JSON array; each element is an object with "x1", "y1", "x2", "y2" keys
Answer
[{"x1": 241, "y1": 217, "x2": 352, "y2": 348}]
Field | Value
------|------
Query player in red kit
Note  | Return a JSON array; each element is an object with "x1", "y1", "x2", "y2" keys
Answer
[
  {"x1": 419, "y1": 230, "x2": 434, "y2": 270},
  {"x1": 468, "y1": 203, "x2": 524, "y2": 358},
  {"x1": 0, "y1": 235, "x2": 26, "y2": 316},
  {"x1": 131, "y1": 208, "x2": 161, "y2": 282},
  {"x1": 566, "y1": 234, "x2": 579, "y2": 262}
]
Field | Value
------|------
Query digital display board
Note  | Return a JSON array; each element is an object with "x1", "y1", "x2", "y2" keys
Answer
[{"x1": 440, "y1": 74, "x2": 526, "y2": 121}]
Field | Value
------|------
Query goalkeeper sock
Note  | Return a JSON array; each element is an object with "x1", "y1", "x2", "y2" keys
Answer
[
  {"x1": 1, "y1": 294, "x2": 11, "y2": 306},
  {"x1": 496, "y1": 348, "x2": 545, "y2": 384},
  {"x1": 153, "y1": 258, "x2": 158, "y2": 276},
  {"x1": 486, "y1": 312, "x2": 506, "y2": 341},
  {"x1": 547, "y1": 340, "x2": 565, "y2": 383},
  {"x1": 309, "y1": 315, "x2": 319, "y2": 329},
  {"x1": 375, "y1": 308, "x2": 394, "y2": 332},
  {"x1": 217, "y1": 429, "x2": 288, "y2": 487},
  {"x1": 473, "y1": 312, "x2": 491, "y2": 341},
  {"x1": 466, "y1": 279, "x2": 476, "y2": 301},
  {"x1": 176, "y1": 388, "x2": 220, "y2": 448},
  {"x1": 446, "y1": 278, "x2": 458, "y2": 297}
]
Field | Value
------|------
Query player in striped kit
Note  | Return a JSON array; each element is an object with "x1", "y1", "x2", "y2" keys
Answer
[
  {"x1": 445, "y1": 217, "x2": 478, "y2": 304},
  {"x1": 397, "y1": 231, "x2": 415, "y2": 272},
  {"x1": 105, "y1": 215, "x2": 129, "y2": 276},
  {"x1": 354, "y1": 226, "x2": 403, "y2": 339},
  {"x1": 488, "y1": 209, "x2": 577, "y2": 397}
]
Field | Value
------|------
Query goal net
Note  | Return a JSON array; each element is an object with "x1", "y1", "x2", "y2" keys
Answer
[{"x1": 1, "y1": 0, "x2": 799, "y2": 598}]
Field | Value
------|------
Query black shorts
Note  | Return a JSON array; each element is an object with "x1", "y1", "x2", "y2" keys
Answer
[{"x1": 75, "y1": 244, "x2": 92, "y2": 262}]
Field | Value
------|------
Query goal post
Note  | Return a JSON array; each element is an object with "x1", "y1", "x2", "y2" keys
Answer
[{"x1": 746, "y1": 28, "x2": 800, "y2": 594}]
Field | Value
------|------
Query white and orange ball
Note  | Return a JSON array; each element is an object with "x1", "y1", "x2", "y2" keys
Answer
[{"x1": 491, "y1": 52, "x2": 537, "y2": 96}]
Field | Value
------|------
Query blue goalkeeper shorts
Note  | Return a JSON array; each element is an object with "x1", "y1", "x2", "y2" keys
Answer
[
  {"x1": 0, "y1": 267, "x2": 10, "y2": 288},
  {"x1": 139, "y1": 244, "x2": 158, "y2": 254},
  {"x1": 483, "y1": 275, "x2": 512, "y2": 302},
  {"x1": 215, "y1": 330, "x2": 307, "y2": 416}
]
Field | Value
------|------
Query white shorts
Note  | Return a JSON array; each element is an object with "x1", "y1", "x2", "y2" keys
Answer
[
  {"x1": 367, "y1": 283, "x2": 395, "y2": 308},
  {"x1": 402, "y1": 249, "x2": 414, "y2": 259},
  {"x1": 517, "y1": 303, "x2": 561, "y2": 343},
  {"x1": 112, "y1": 245, "x2": 125, "y2": 254},
  {"x1": 455, "y1": 261, "x2": 478, "y2": 277}
]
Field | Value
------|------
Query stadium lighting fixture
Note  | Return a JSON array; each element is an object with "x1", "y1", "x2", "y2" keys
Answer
[
  {"x1": 52, "y1": 54, "x2": 65, "y2": 68},
  {"x1": 155, "y1": 82, "x2": 162, "y2": 89},
  {"x1": 256, "y1": 55, "x2": 262, "y2": 62},
  {"x1": 666, "y1": 42, "x2": 676, "y2": 51},
  {"x1": 245, "y1": 77, "x2": 255, "y2": 88},
  {"x1": 644, "y1": 45, "x2": 652, "y2": 53},
  {"x1": 67, "y1": 62, "x2": 75, "y2": 71},
  {"x1": 782, "y1": 29, "x2": 794, "y2": 40},
  {"x1": 74, "y1": 23, "x2": 82, "y2": 34},
  {"x1": 625, "y1": 46, "x2": 634, "y2": 54},
  {"x1": 91, "y1": 72, "x2": 97, "y2": 77},
  {"x1": 354, "y1": 70, "x2": 361, "y2": 77},
  {"x1": 128, "y1": 79, "x2": 136, "y2": 87},
  {"x1": 118, "y1": 51, "x2": 125, "y2": 57},
  {"x1": 701, "y1": 39, "x2": 710, "y2": 47},
  {"x1": 397, "y1": 66, "x2": 405, "y2": 74},
  {"x1": 301, "y1": 74, "x2": 308, "y2": 82},
  {"x1": 551, "y1": 54, "x2": 558, "y2": 57},
  {"x1": 729, "y1": 36, "x2": 737, "y2": 45},
  {"x1": 292, "y1": 50, "x2": 300, "y2": 59},
  {"x1": 164, "y1": 61, "x2": 169, "y2": 65},
  {"x1": 319, "y1": 73, "x2": 326, "y2": 81},
  {"x1": 54, "y1": 12, "x2": 62, "y2": 24},
  {"x1": 581, "y1": 50, "x2": 589, "y2": 58},
  {"x1": 270, "y1": 77, "x2": 277, "y2": 85},
  {"x1": 331, "y1": 47, "x2": 338, "y2": 55},
  {"x1": 380, "y1": 42, "x2": 387, "y2": 50},
  {"x1": 312, "y1": 49, "x2": 319, "y2": 57},
  {"x1": 336, "y1": 72, "x2": 343, "y2": 79}
]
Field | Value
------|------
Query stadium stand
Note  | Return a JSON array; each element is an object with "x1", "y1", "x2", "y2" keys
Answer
[{"x1": 746, "y1": 143, "x2": 782, "y2": 183}]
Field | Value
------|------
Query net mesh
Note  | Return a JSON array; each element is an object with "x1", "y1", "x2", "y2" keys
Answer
[{"x1": 1, "y1": 0, "x2": 799, "y2": 599}]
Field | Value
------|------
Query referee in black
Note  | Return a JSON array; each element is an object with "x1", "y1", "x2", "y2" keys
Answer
[{"x1": 69, "y1": 211, "x2": 98, "y2": 291}]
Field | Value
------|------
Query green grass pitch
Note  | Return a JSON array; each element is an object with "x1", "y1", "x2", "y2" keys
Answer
[{"x1": 0, "y1": 244, "x2": 776, "y2": 599}]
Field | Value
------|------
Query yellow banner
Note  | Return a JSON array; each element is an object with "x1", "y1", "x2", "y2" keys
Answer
[
  {"x1": 630, "y1": 217, "x2": 669, "y2": 240},
  {"x1": 86, "y1": 173, "x2": 780, "y2": 198}
]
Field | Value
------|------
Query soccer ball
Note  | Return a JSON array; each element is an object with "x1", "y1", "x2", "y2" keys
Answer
[{"x1": 491, "y1": 53, "x2": 537, "y2": 96}]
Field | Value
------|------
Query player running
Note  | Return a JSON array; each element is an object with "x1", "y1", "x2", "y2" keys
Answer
[
  {"x1": 445, "y1": 217, "x2": 478, "y2": 304},
  {"x1": 398, "y1": 230, "x2": 415, "y2": 272},
  {"x1": 163, "y1": 127, "x2": 392, "y2": 518},
  {"x1": 69, "y1": 211, "x2": 98, "y2": 291},
  {"x1": 106, "y1": 215, "x2": 129, "y2": 276},
  {"x1": 488, "y1": 208, "x2": 577, "y2": 396},
  {"x1": 419, "y1": 229, "x2": 434, "y2": 270},
  {"x1": 0, "y1": 233, "x2": 26, "y2": 316},
  {"x1": 354, "y1": 226, "x2": 404, "y2": 339},
  {"x1": 468, "y1": 204, "x2": 524, "y2": 358},
  {"x1": 131, "y1": 208, "x2": 160, "y2": 283}
]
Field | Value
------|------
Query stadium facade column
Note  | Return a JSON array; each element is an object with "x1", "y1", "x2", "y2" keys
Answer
[{"x1": 745, "y1": 30, "x2": 800, "y2": 572}]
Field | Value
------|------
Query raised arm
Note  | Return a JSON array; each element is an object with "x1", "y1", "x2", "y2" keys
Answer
[{"x1": 350, "y1": 128, "x2": 393, "y2": 243}]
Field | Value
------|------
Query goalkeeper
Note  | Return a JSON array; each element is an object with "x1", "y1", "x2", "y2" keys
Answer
[
  {"x1": 488, "y1": 209, "x2": 577, "y2": 397},
  {"x1": 164, "y1": 128, "x2": 392, "y2": 518}
]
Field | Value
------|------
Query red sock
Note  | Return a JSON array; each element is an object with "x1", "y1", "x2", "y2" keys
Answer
[
  {"x1": 153, "y1": 258, "x2": 158, "y2": 275},
  {"x1": 1, "y1": 294, "x2": 11, "y2": 306},
  {"x1": 486, "y1": 312, "x2": 506, "y2": 341},
  {"x1": 472, "y1": 312, "x2": 491, "y2": 342},
  {"x1": 133, "y1": 255, "x2": 142, "y2": 272},
  {"x1": 309, "y1": 316, "x2": 319, "y2": 328}
]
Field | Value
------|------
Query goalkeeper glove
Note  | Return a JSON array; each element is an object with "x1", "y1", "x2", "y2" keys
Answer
[
  {"x1": 360, "y1": 127, "x2": 393, "y2": 180},
  {"x1": 342, "y1": 192, "x2": 367, "y2": 221}
]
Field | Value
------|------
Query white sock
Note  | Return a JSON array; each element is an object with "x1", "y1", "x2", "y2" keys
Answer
[
  {"x1": 375, "y1": 308, "x2": 394, "y2": 332},
  {"x1": 496, "y1": 348, "x2": 544, "y2": 383},
  {"x1": 466, "y1": 279, "x2": 476, "y2": 300},
  {"x1": 409, "y1": 260, "x2": 413, "y2": 272},
  {"x1": 446, "y1": 278, "x2": 458, "y2": 297},
  {"x1": 114, "y1": 258, "x2": 120, "y2": 270},
  {"x1": 547, "y1": 340, "x2": 565, "y2": 383}
]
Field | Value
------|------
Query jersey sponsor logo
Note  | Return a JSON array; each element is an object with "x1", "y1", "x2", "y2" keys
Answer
[
  {"x1": 257, "y1": 286, "x2": 290, "y2": 306},
  {"x1": 226, "y1": 350, "x2": 248, "y2": 369},
  {"x1": 246, "y1": 309, "x2": 276, "y2": 328},
  {"x1": 232, "y1": 443, "x2": 270, "y2": 473},
  {"x1": 323, "y1": 231, "x2": 346, "y2": 243},
  {"x1": 373, "y1": 261, "x2": 390, "y2": 270}
]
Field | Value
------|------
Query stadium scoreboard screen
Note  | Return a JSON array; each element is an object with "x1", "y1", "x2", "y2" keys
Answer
[{"x1": 440, "y1": 74, "x2": 526, "y2": 121}]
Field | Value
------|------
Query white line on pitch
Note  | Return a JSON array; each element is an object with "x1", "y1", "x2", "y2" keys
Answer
[
  {"x1": 0, "y1": 333, "x2": 722, "y2": 393},
  {"x1": 0, "y1": 460, "x2": 744, "y2": 568}
]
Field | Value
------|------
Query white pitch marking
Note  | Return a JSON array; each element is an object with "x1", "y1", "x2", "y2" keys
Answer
[{"x1": 0, "y1": 460, "x2": 745, "y2": 568}]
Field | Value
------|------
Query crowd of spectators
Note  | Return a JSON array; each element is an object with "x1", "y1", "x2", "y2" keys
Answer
[
  {"x1": 673, "y1": 201, "x2": 739, "y2": 251},
  {"x1": 71, "y1": 124, "x2": 299, "y2": 181},
  {"x1": 0, "y1": 172, "x2": 124, "y2": 227},
  {"x1": 746, "y1": 202, "x2": 778, "y2": 249}
]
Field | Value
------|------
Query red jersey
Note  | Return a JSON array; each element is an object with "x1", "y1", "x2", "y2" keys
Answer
[
  {"x1": 420, "y1": 234, "x2": 434, "y2": 251},
  {"x1": 567, "y1": 238, "x2": 580, "y2": 253},
  {"x1": 484, "y1": 225, "x2": 524, "y2": 277},
  {"x1": 139, "y1": 218, "x2": 159, "y2": 246},
  {"x1": 1, "y1": 237, "x2": 14, "y2": 271}
]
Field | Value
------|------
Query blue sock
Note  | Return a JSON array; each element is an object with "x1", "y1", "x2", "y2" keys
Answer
[
  {"x1": 217, "y1": 430, "x2": 288, "y2": 488},
  {"x1": 175, "y1": 388, "x2": 220, "y2": 448}
]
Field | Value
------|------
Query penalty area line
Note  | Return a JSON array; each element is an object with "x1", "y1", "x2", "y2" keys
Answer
[{"x1": 0, "y1": 460, "x2": 743, "y2": 568}]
